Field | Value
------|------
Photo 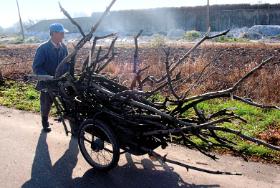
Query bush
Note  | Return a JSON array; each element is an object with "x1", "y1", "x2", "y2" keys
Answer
[
  {"x1": 215, "y1": 36, "x2": 249, "y2": 43},
  {"x1": 150, "y1": 34, "x2": 166, "y2": 48},
  {"x1": 240, "y1": 32, "x2": 262, "y2": 40},
  {"x1": 10, "y1": 36, "x2": 24, "y2": 44},
  {"x1": 24, "y1": 36, "x2": 41, "y2": 43},
  {"x1": 183, "y1": 30, "x2": 201, "y2": 41}
]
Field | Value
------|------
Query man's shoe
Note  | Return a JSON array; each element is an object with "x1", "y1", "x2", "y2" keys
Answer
[
  {"x1": 43, "y1": 127, "x2": 52, "y2": 133},
  {"x1": 42, "y1": 116, "x2": 51, "y2": 133}
]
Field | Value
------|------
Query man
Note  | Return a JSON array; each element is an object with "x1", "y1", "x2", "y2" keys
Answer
[{"x1": 32, "y1": 23, "x2": 68, "y2": 132}]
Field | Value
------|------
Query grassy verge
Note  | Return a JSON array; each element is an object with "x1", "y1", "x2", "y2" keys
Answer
[
  {"x1": 152, "y1": 94, "x2": 280, "y2": 163},
  {"x1": 0, "y1": 81, "x2": 40, "y2": 112},
  {"x1": 195, "y1": 99, "x2": 280, "y2": 163},
  {"x1": 1, "y1": 81, "x2": 279, "y2": 162}
]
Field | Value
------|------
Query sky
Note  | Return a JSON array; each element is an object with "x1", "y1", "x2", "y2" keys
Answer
[{"x1": 0, "y1": 0, "x2": 279, "y2": 28}]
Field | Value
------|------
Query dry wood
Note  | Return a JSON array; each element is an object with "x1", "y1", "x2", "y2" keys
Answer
[{"x1": 31, "y1": 0, "x2": 280, "y2": 174}]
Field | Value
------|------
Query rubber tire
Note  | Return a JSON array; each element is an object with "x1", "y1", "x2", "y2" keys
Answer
[{"x1": 78, "y1": 119, "x2": 120, "y2": 171}]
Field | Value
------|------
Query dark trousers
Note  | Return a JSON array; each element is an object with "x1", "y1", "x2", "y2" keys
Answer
[{"x1": 40, "y1": 91, "x2": 53, "y2": 119}]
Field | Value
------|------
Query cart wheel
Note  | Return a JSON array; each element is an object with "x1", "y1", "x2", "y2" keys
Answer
[{"x1": 78, "y1": 119, "x2": 120, "y2": 171}]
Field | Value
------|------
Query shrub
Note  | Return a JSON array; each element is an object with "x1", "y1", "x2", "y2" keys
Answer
[
  {"x1": 11, "y1": 36, "x2": 24, "y2": 44},
  {"x1": 25, "y1": 36, "x2": 41, "y2": 43},
  {"x1": 183, "y1": 30, "x2": 201, "y2": 41},
  {"x1": 215, "y1": 36, "x2": 249, "y2": 43},
  {"x1": 150, "y1": 34, "x2": 166, "y2": 48}
]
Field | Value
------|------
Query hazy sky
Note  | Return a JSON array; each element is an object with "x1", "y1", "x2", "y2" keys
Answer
[{"x1": 0, "y1": 0, "x2": 278, "y2": 28}]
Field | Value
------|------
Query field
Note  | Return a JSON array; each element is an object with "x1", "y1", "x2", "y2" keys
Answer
[
  {"x1": 1, "y1": 42, "x2": 280, "y2": 102},
  {"x1": 0, "y1": 41, "x2": 279, "y2": 162}
]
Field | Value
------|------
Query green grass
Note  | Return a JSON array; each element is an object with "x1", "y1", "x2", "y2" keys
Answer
[
  {"x1": 188, "y1": 99, "x2": 280, "y2": 161},
  {"x1": 196, "y1": 99, "x2": 280, "y2": 134},
  {"x1": 0, "y1": 81, "x2": 40, "y2": 111},
  {"x1": 152, "y1": 93, "x2": 280, "y2": 162}
]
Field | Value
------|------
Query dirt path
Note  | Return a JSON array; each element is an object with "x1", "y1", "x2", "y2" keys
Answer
[{"x1": 0, "y1": 106, "x2": 279, "y2": 188}]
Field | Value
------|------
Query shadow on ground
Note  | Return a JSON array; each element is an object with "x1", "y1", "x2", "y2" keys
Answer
[{"x1": 22, "y1": 132, "x2": 220, "y2": 188}]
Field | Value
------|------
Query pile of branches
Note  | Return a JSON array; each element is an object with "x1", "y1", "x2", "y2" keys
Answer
[{"x1": 55, "y1": 0, "x2": 279, "y2": 174}]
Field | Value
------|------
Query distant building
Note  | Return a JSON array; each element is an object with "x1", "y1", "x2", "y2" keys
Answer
[{"x1": 28, "y1": 4, "x2": 280, "y2": 36}]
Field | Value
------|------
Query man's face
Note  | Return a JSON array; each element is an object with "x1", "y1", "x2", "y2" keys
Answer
[{"x1": 52, "y1": 32, "x2": 64, "y2": 43}]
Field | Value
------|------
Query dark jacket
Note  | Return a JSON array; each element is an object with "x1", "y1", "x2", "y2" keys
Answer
[{"x1": 32, "y1": 40, "x2": 68, "y2": 90}]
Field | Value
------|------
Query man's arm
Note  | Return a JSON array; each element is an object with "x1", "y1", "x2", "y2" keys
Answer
[{"x1": 32, "y1": 46, "x2": 48, "y2": 75}]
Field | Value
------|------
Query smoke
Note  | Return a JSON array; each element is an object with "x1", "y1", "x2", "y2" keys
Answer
[{"x1": 92, "y1": 8, "x2": 179, "y2": 36}]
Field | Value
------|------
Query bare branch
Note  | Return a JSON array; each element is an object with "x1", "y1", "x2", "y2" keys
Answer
[
  {"x1": 233, "y1": 96, "x2": 280, "y2": 110},
  {"x1": 232, "y1": 56, "x2": 273, "y2": 90},
  {"x1": 209, "y1": 126, "x2": 280, "y2": 151},
  {"x1": 164, "y1": 47, "x2": 181, "y2": 100},
  {"x1": 155, "y1": 29, "x2": 230, "y2": 84},
  {"x1": 59, "y1": 2, "x2": 85, "y2": 37},
  {"x1": 141, "y1": 147, "x2": 241, "y2": 175},
  {"x1": 55, "y1": 0, "x2": 117, "y2": 77}
]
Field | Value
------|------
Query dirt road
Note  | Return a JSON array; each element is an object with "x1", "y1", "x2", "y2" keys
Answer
[{"x1": 0, "y1": 106, "x2": 279, "y2": 188}]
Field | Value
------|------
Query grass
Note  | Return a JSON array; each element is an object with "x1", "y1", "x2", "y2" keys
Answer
[
  {"x1": 195, "y1": 99, "x2": 280, "y2": 162},
  {"x1": 152, "y1": 93, "x2": 280, "y2": 162},
  {"x1": 196, "y1": 99, "x2": 280, "y2": 133},
  {"x1": 0, "y1": 81, "x2": 58, "y2": 114},
  {"x1": 0, "y1": 81, "x2": 40, "y2": 112}
]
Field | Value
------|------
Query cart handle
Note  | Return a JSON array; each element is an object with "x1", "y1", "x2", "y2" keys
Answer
[{"x1": 27, "y1": 74, "x2": 54, "y2": 81}]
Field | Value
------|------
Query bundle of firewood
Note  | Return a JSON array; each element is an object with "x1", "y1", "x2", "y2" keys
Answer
[{"x1": 55, "y1": 0, "x2": 279, "y2": 174}]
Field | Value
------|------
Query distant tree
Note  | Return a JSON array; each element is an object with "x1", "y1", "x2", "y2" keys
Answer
[
  {"x1": 16, "y1": 0, "x2": 24, "y2": 40},
  {"x1": 4, "y1": 19, "x2": 38, "y2": 34},
  {"x1": 23, "y1": 19, "x2": 38, "y2": 29}
]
